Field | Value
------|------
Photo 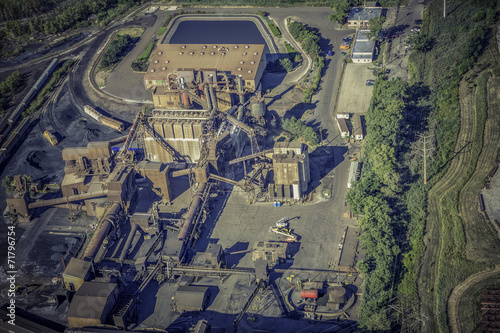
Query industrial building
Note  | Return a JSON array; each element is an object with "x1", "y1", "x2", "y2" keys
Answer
[
  {"x1": 144, "y1": 44, "x2": 266, "y2": 110},
  {"x1": 352, "y1": 114, "x2": 365, "y2": 140},
  {"x1": 173, "y1": 286, "x2": 210, "y2": 313},
  {"x1": 62, "y1": 258, "x2": 94, "y2": 292},
  {"x1": 347, "y1": 6, "x2": 382, "y2": 29},
  {"x1": 192, "y1": 243, "x2": 223, "y2": 267},
  {"x1": 269, "y1": 142, "x2": 311, "y2": 201},
  {"x1": 347, "y1": 161, "x2": 361, "y2": 189},
  {"x1": 66, "y1": 282, "x2": 119, "y2": 328},
  {"x1": 144, "y1": 44, "x2": 265, "y2": 91},
  {"x1": 336, "y1": 118, "x2": 350, "y2": 138},
  {"x1": 351, "y1": 30, "x2": 376, "y2": 63},
  {"x1": 252, "y1": 241, "x2": 289, "y2": 265}
]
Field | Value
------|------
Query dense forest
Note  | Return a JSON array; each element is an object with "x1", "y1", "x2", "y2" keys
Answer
[{"x1": 347, "y1": 0, "x2": 499, "y2": 330}]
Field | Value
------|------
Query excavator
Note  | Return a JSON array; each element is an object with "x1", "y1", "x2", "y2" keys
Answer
[{"x1": 269, "y1": 218, "x2": 298, "y2": 242}]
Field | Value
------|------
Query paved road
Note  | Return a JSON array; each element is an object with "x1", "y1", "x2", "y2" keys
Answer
[
  {"x1": 103, "y1": 12, "x2": 161, "y2": 102},
  {"x1": 384, "y1": 0, "x2": 425, "y2": 81}
]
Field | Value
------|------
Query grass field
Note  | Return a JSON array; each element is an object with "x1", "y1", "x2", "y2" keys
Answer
[
  {"x1": 157, "y1": 26, "x2": 167, "y2": 35},
  {"x1": 137, "y1": 39, "x2": 155, "y2": 63},
  {"x1": 117, "y1": 27, "x2": 145, "y2": 38}
]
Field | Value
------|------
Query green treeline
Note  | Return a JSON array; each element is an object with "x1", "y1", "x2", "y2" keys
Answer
[
  {"x1": 2, "y1": 0, "x2": 139, "y2": 37},
  {"x1": 0, "y1": 71, "x2": 23, "y2": 115},
  {"x1": 409, "y1": 1, "x2": 491, "y2": 177},
  {"x1": 281, "y1": 116, "x2": 319, "y2": 146},
  {"x1": 22, "y1": 59, "x2": 73, "y2": 117},
  {"x1": 100, "y1": 34, "x2": 135, "y2": 69},
  {"x1": 399, "y1": 0, "x2": 499, "y2": 331},
  {"x1": 346, "y1": 77, "x2": 409, "y2": 330},
  {"x1": 176, "y1": 0, "x2": 346, "y2": 6},
  {"x1": 287, "y1": 20, "x2": 324, "y2": 103},
  {"x1": 258, "y1": 12, "x2": 281, "y2": 38},
  {"x1": 131, "y1": 39, "x2": 155, "y2": 72}
]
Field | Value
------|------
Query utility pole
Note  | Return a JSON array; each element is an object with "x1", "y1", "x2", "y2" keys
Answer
[{"x1": 417, "y1": 135, "x2": 434, "y2": 184}]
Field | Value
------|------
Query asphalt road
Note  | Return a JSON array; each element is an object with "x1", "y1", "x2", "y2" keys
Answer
[
  {"x1": 103, "y1": 13, "x2": 161, "y2": 102},
  {"x1": 385, "y1": 0, "x2": 425, "y2": 81}
]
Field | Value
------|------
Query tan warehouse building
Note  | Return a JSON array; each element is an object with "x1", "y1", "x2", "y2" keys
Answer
[{"x1": 144, "y1": 44, "x2": 266, "y2": 109}]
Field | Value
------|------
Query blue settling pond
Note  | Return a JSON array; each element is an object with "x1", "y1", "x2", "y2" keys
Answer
[{"x1": 168, "y1": 20, "x2": 266, "y2": 45}]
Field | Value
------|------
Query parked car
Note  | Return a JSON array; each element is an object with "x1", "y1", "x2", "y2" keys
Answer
[
  {"x1": 366, "y1": 82, "x2": 374, "y2": 86},
  {"x1": 341, "y1": 52, "x2": 347, "y2": 56},
  {"x1": 366, "y1": 79, "x2": 375, "y2": 83},
  {"x1": 340, "y1": 44, "x2": 350, "y2": 50}
]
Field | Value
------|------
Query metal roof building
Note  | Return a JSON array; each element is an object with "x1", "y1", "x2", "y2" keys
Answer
[
  {"x1": 347, "y1": 161, "x2": 361, "y2": 189},
  {"x1": 144, "y1": 44, "x2": 266, "y2": 92},
  {"x1": 348, "y1": 7, "x2": 382, "y2": 29},
  {"x1": 62, "y1": 258, "x2": 93, "y2": 292},
  {"x1": 352, "y1": 114, "x2": 365, "y2": 140},
  {"x1": 66, "y1": 282, "x2": 118, "y2": 328},
  {"x1": 173, "y1": 286, "x2": 210, "y2": 313},
  {"x1": 352, "y1": 30, "x2": 376, "y2": 63},
  {"x1": 337, "y1": 118, "x2": 350, "y2": 138}
]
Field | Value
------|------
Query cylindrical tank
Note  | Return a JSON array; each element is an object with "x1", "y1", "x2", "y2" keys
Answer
[
  {"x1": 251, "y1": 102, "x2": 266, "y2": 119},
  {"x1": 301, "y1": 289, "x2": 318, "y2": 299},
  {"x1": 329, "y1": 286, "x2": 346, "y2": 303},
  {"x1": 84, "y1": 202, "x2": 121, "y2": 259},
  {"x1": 178, "y1": 182, "x2": 207, "y2": 240}
]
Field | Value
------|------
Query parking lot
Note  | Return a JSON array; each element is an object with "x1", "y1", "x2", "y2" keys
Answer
[{"x1": 336, "y1": 63, "x2": 376, "y2": 115}]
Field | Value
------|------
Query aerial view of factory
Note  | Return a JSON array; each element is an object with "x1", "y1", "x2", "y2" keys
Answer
[{"x1": 4, "y1": 0, "x2": 484, "y2": 331}]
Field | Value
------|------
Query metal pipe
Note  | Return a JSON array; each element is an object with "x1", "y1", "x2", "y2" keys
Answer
[
  {"x1": 237, "y1": 105, "x2": 245, "y2": 121},
  {"x1": 28, "y1": 190, "x2": 108, "y2": 209},
  {"x1": 84, "y1": 202, "x2": 121, "y2": 259},
  {"x1": 237, "y1": 76, "x2": 245, "y2": 105},
  {"x1": 109, "y1": 136, "x2": 127, "y2": 146},
  {"x1": 209, "y1": 84, "x2": 217, "y2": 115},
  {"x1": 204, "y1": 84, "x2": 212, "y2": 112},
  {"x1": 178, "y1": 182, "x2": 207, "y2": 240},
  {"x1": 220, "y1": 72, "x2": 230, "y2": 91},
  {"x1": 119, "y1": 223, "x2": 139, "y2": 261},
  {"x1": 52, "y1": 203, "x2": 86, "y2": 210}
]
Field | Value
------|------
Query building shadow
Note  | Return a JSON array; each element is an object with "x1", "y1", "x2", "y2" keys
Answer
[
  {"x1": 224, "y1": 241, "x2": 250, "y2": 268},
  {"x1": 283, "y1": 101, "x2": 317, "y2": 120}
]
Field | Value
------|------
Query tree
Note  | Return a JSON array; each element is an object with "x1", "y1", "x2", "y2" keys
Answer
[
  {"x1": 329, "y1": 0, "x2": 350, "y2": 25},
  {"x1": 288, "y1": 21, "x2": 306, "y2": 40},
  {"x1": 279, "y1": 58, "x2": 293, "y2": 72},
  {"x1": 368, "y1": 16, "x2": 386, "y2": 40},
  {"x1": 1, "y1": 176, "x2": 15, "y2": 193}
]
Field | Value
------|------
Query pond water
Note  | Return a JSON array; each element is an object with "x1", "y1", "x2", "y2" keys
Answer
[{"x1": 168, "y1": 20, "x2": 266, "y2": 45}]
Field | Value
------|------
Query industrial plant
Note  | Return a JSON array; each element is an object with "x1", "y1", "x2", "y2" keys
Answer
[{"x1": 0, "y1": 7, "x2": 367, "y2": 333}]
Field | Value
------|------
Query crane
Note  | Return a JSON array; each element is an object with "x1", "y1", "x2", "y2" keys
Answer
[{"x1": 269, "y1": 226, "x2": 298, "y2": 242}]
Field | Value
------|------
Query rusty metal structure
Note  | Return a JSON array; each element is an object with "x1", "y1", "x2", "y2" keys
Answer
[{"x1": 482, "y1": 290, "x2": 500, "y2": 332}]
